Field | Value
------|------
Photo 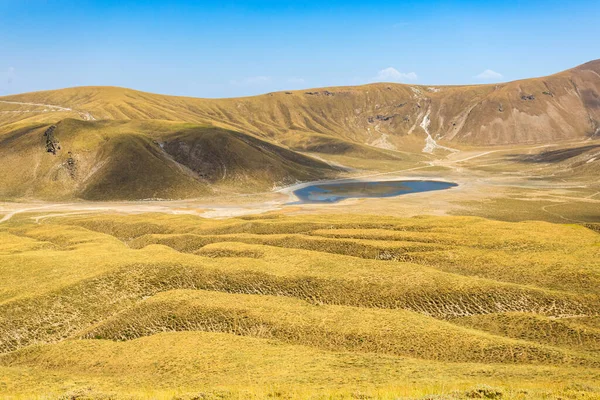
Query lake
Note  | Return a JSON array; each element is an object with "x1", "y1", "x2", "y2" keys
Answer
[{"x1": 292, "y1": 180, "x2": 458, "y2": 203}]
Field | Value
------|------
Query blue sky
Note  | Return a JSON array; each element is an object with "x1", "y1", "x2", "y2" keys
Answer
[{"x1": 1, "y1": 0, "x2": 599, "y2": 98}]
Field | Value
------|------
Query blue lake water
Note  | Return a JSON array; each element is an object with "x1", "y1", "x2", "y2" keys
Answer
[{"x1": 293, "y1": 180, "x2": 458, "y2": 204}]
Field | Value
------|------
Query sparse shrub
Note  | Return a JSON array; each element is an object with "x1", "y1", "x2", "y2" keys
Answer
[
  {"x1": 565, "y1": 382, "x2": 599, "y2": 393},
  {"x1": 173, "y1": 392, "x2": 236, "y2": 400},
  {"x1": 172, "y1": 393, "x2": 208, "y2": 400},
  {"x1": 465, "y1": 385, "x2": 503, "y2": 399},
  {"x1": 196, "y1": 247, "x2": 264, "y2": 259},
  {"x1": 351, "y1": 391, "x2": 373, "y2": 399},
  {"x1": 58, "y1": 387, "x2": 113, "y2": 399},
  {"x1": 419, "y1": 395, "x2": 458, "y2": 400}
]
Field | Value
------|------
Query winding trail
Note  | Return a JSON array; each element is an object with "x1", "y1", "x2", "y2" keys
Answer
[
  {"x1": 540, "y1": 203, "x2": 586, "y2": 224},
  {"x1": 0, "y1": 100, "x2": 95, "y2": 121},
  {"x1": 0, "y1": 204, "x2": 64, "y2": 223}
]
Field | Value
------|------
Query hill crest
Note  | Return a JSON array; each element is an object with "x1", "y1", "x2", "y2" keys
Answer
[
  {"x1": 2, "y1": 59, "x2": 600, "y2": 149},
  {"x1": 1, "y1": 60, "x2": 599, "y2": 201}
]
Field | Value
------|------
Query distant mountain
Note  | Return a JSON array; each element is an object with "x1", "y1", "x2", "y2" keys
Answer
[{"x1": 0, "y1": 60, "x2": 599, "y2": 200}]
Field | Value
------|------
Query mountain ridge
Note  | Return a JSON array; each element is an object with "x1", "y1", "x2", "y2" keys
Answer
[
  {"x1": 2, "y1": 59, "x2": 599, "y2": 149},
  {"x1": 1, "y1": 59, "x2": 599, "y2": 201},
  {"x1": 4, "y1": 58, "x2": 599, "y2": 99}
]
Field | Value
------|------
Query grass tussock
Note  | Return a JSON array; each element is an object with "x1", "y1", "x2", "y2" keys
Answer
[
  {"x1": 0, "y1": 213, "x2": 599, "y2": 397},
  {"x1": 451, "y1": 312, "x2": 600, "y2": 352},
  {"x1": 2, "y1": 332, "x2": 600, "y2": 399},
  {"x1": 64, "y1": 213, "x2": 600, "y2": 295},
  {"x1": 81, "y1": 289, "x2": 597, "y2": 365}
]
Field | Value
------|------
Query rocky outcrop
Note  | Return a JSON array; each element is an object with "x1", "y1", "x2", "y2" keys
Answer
[
  {"x1": 65, "y1": 152, "x2": 77, "y2": 179},
  {"x1": 367, "y1": 114, "x2": 398, "y2": 123},
  {"x1": 304, "y1": 90, "x2": 335, "y2": 96},
  {"x1": 521, "y1": 94, "x2": 536, "y2": 101},
  {"x1": 43, "y1": 125, "x2": 60, "y2": 154}
]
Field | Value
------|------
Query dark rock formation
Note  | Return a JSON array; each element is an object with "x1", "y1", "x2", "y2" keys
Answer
[
  {"x1": 65, "y1": 152, "x2": 77, "y2": 179},
  {"x1": 368, "y1": 114, "x2": 398, "y2": 123},
  {"x1": 43, "y1": 125, "x2": 59, "y2": 154},
  {"x1": 305, "y1": 90, "x2": 335, "y2": 96}
]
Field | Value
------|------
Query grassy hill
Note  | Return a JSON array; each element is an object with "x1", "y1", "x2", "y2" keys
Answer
[
  {"x1": 0, "y1": 212, "x2": 599, "y2": 398},
  {"x1": 0, "y1": 119, "x2": 346, "y2": 200},
  {"x1": 2, "y1": 60, "x2": 600, "y2": 148},
  {"x1": 1, "y1": 60, "x2": 600, "y2": 201},
  {"x1": 1, "y1": 60, "x2": 599, "y2": 400}
]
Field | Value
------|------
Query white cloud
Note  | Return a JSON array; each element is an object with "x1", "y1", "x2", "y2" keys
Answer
[
  {"x1": 373, "y1": 67, "x2": 418, "y2": 83},
  {"x1": 475, "y1": 69, "x2": 503, "y2": 81},
  {"x1": 230, "y1": 76, "x2": 271, "y2": 86}
]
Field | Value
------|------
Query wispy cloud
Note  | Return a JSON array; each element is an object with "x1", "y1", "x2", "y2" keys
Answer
[
  {"x1": 474, "y1": 69, "x2": 503, "y2": 81},
  {"x1": 373, "y1": 67, "x2": 418, "y2": 83},
  {"x1": 229, "y1": 76, "x2": 271, "y2": 86}
]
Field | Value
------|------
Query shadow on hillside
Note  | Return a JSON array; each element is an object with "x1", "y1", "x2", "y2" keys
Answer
[{"x1": 506, "y1": 144, "x2": 600, "y2": 163}]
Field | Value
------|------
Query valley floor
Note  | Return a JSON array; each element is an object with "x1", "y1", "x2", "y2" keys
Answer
[{"x1": 1, "y1": 138, "x2": 598, "y2": 224}]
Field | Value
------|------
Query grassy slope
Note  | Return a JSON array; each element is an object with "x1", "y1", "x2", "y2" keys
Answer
[
  {"x1": 5, "y1": 332, "x2": 600, "y2": 400},
  {"x1": 0, "y1": 119, "x2": 341, "y2": 200},
  {"x1": 0, "y1": 213, "x2": 599, "y2": 398},
  {"x1": 1, "y1": 60, "x2": 600, "y2": 148},
  {"x1": 1, "y1": 60, "x2": 599, "y2": 201}
]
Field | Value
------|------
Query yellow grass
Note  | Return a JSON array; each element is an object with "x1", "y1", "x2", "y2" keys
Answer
[{"x1": 0, "y1": 212, "x2": 599, "y2": 398}]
